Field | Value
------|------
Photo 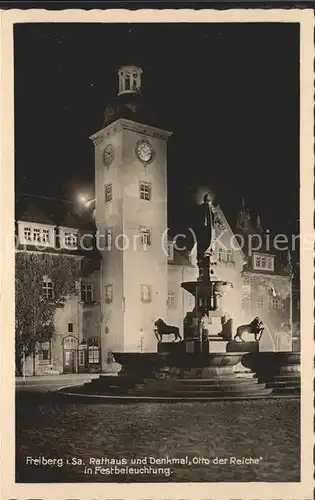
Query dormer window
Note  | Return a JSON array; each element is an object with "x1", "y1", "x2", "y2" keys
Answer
[
  {"x1": 18, "y1": 222, "x2": 54, "y2": 247},
  {"x1": 64, "y1": 232, "x2": 78, "y2": 248},
  {"x1": 59, "y1": 227, "x2": 78, "y2": 250},
  {"x1": 33, "y1": 228, "x2": 41, "y2": 243},
  {"x1": 24, "y1": 227, "x2": 32, "y2": 242},
  {"x1": 42, "y1": 229, "x2": 50, "y2": 244},
  {"x1": 253, "y1": 253, "x2": 274, "y2": 272}
]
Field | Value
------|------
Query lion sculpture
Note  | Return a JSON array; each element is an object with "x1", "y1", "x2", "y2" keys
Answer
[
  {"x1": 234, "y1": 317, "x2": 264, "y2": 343},
  {"x1": 154, "y1": 318, "x2": 182, "y2": 343}
]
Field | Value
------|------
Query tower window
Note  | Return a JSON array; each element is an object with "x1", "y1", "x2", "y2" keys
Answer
[
  {"x1": 104, "y1": 228, "x2": 113, "y2": 250},
  {"x1": 105, "y1": 183, "x2": 112, "y2": 203},
  {"x1": 167, "y1": 242, "x2": 174, "y2": 261},
  {"x1": 68, "y1": 323, "x2": 73, "y2": 333},
  {"x1": 81, "y1": 283, "x2": 93, "y2": 303},
  {"x1": 139, "y1": 182, "x2": 152, "y2": 201},
  {"x1": 140, "y1": 284, "x2": 152, "y2": 303},
  {"x1": 105, "y1": 284, "x2": 113, "y2": 303},
  {"x1": 139, "y1": 227, "x2": 151, "y2": 247}
]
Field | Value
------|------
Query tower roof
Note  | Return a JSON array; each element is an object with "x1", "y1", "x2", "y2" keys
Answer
[{"x1": 102, "y1": 65, "x2": 160, "y2": 129}]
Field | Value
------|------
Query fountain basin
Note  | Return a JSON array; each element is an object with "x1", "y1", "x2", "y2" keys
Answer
[
  {"x1": 242, "y1": 352, "x2": 300, "y2": 396},
  {"x1": 56, "y1": 351, "x2": 276, "y2": 401}
]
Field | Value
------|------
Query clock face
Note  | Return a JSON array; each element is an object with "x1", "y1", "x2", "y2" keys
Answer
[
  {"x1": 103, "y1": 144, "x2": 114, "y2": 166},
  {"x1": 136, "y1": 140, "x2": 154, "y2": 163}
]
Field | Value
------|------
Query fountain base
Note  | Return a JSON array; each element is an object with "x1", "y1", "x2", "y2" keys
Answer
[{"x1": 56, "y1": 349, "x2": 277, "y2": 401}]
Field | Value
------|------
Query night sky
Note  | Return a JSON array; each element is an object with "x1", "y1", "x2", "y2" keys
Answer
[{"x1": 14, "y1": 22, "x2": 299, "y2": 236}]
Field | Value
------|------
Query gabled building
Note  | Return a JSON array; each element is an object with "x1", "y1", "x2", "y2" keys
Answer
[{"x1": 235, "y1": 198, "x2": 293, "y2": 351}]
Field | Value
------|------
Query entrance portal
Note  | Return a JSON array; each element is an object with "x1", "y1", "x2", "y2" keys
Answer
[{"x1": 63, "y1": 336, "x2": 78, "y2": 373}]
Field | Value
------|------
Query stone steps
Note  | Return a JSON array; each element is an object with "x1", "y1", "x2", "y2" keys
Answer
[
  {"x1": 128, "y1": 387, "x2": 273, "y2": 398},
  {"x1": 141, "y1": 377, "x2": 260, "y2": 387},
  {"x1": 269, "y1": 386, "x2": 300, "y2": 395}
]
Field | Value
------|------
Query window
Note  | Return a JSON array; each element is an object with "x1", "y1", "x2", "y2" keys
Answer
[
  {"x1": 88, "y1": 337, "x2": 100, "y2": 364},
  {"x1": 167, "y1": 242, "x2": 174, "y2": 261},
  {"x1": 241, "y1": 286, "x2": 250, "y2": 311},
  {"x1": 79, "y1": 350, "x2": 85, "y2": 366},
  {"x1": 38, "y1": 341, "x2": 51, "y2": 363},
  {"x1": 64, "y1": 232, "x2": 78, "y2": 248},
  {"x1": 43, "y1": 279, "x2": 53, "y2": 300},
  {"x1": 42, "y1": 229, "x2": 50, "y2": 244},
  {"x1": 33, "y1": 228, "x2": 41, "y2": 242},
  {"x1": 218, "y1": 248, "x2": 225, "y2": 262},
  {"x1": 125, "y1": 74, "x2": 131, "y2": 90},
  {"x1": 139, "y1": 227, "x2": 151, "y2": 247},
  {"x1": 226, "y1": 249, "x2": 234, "y2": 263},
  {"x1": 105, "y1": 183, "x2": 112, "y2": 202},
  {"x1": 68, "y1": 323, "x2": 73, "y2": 333},
  {"x1": 88, "y1": 346, "x2": 100, "y2": 364},
  {"x1": 63, "y1": 336, "x2": 78, "y2": 350},
  {"x1": 167, "y1": 291, "x2": 177, "y2": 309},
  {"x1": 139, "y1": 181, "x2": 152, "y2": 201},
  {"x1": 140, "y1": 284, "x2": 152, "y2": 303},
  {"x1": 22, "y1": 226, "x2": 52, "y2": 245},
  {"x1": 24, "y1": 227, "x2": 32, "y2": 242},
  {"x1": 242, "y1": 284, "x2": 251, "y2": 294},
  {"x1": 105, "y1": 228, "x2": 112, "y2": 250},
  {"x1": 105, "y1": 284, "x2": 113, "y2": 303},
  {"x1": 81, "y1": 283, "x2": 93, "y2": 303},
  {"x1": 257, "y1": 297, "x2": 264, "y2": 309},
  {"x1": 253, "y1": 253, "x2": 274, "y2": 271},
  {"x1": 272, "y1": 297, "x2": 284, "y2": 311},
  {"x1": 241, "y1": 295, "x2": 250, "y2": 311}
]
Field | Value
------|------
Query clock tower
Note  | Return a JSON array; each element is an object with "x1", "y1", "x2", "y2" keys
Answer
[{"x1": 90, "y1": 66, "x2": 172, "y2": 364}]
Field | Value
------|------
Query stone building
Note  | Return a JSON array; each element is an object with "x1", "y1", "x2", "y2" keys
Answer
[{"x1": 15, "y1": 66, "x2": 294, "y2": 375}]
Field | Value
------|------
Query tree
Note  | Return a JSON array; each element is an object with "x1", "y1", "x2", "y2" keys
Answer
[{"x1": 15, "y1": 252, "x2": 80, "y2": 376}]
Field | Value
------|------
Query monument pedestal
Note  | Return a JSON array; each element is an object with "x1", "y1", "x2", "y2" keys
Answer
[
  {"x1": 184, "y1": 339, "x2": 209, "y2": 355},
  {"x1": 208, "y1": 337, "x2": 229, "y2": 353}
]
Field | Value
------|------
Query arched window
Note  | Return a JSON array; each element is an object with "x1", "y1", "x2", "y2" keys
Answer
[{"x1": 63, "y1": 336, "x2": 79, "y2": 350}]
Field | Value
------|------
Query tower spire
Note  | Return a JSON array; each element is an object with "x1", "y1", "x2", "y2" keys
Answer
[
  {"x1": 236, "y1": 197, "x2": 251, "y2": 232},
  {"x1": 256, "y1": 213, "x2": 263, "y2": 232}
]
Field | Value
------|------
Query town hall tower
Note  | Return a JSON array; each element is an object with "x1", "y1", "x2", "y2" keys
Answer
[{"x1": 90, "y1": 66, "x2": 172, "y2": 362}]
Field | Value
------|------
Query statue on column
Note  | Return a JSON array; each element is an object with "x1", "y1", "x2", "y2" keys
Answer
[{"x1": 194, "y1": 192, "x2": 216, "y2": 282}]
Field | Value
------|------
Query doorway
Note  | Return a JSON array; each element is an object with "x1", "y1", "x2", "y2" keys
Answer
[{"x1": 63, "y1": 336, "x2": 78, "y2": 373}]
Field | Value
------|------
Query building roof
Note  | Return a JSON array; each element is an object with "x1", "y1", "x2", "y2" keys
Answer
[
  {"x1": 169, "y1": 247, "x2": 195, "y2": 267},
  {"x1": 103, "y1": 92, "x2": 162, "y2": 130},
  {"x1": 16, "y1": 194, "x2": 96, "y2": 231}
]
